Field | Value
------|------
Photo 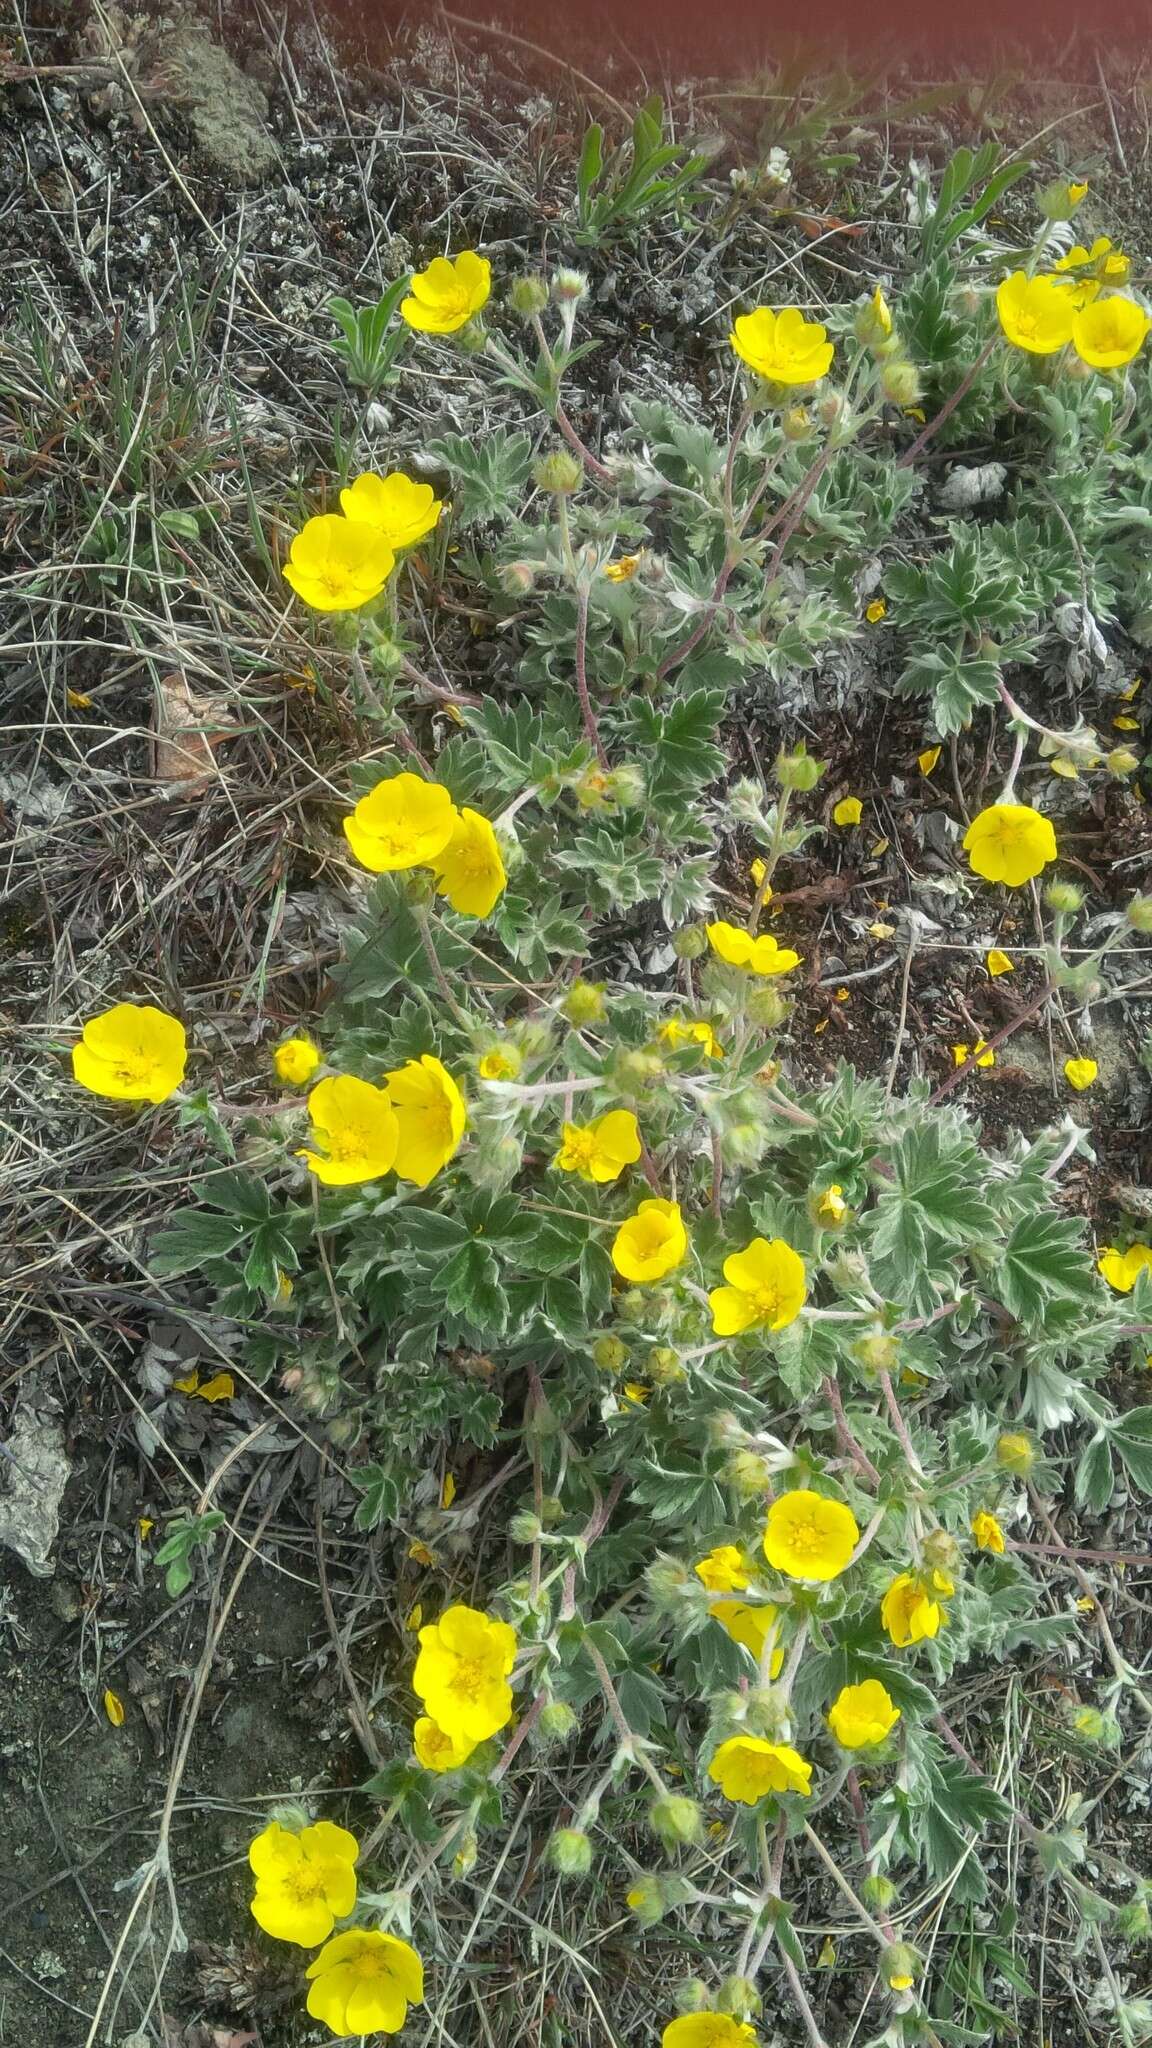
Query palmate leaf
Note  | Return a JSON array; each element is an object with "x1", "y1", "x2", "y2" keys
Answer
[
  {"x1": 992, "y1": 1211, "x2": 1098, "y2": 1328},
  {"x1": 619, "y1": 688, "x2": 727, "y2": 802},
  {"x1": 1110, "y1": 1406, "x2": 1152, "y2": 1495},
  {"x1": 871, "y1": 1123, "x2": 997, "y2": 1273}
]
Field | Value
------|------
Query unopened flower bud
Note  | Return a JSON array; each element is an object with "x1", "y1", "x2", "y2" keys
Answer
[
  {"x1": 1044, "y1": 881, "x2": 1085, "y2": 915},
  {"x1": 647, "y1": 1345, "x2": 683, "y2": 1384},
  {"x1": 552, "y1": 268, "x2": 589, "y2": 303},
  {"x1": 1038, "y1": 175, "x2": 1082, "y2": 222},
  {"x1": 625, "y1": 1873, "x2": 668, "y2": 1924},
  {"x1": 605, "y1": 763, "x2": 646, "y2": 808},
  {"x1": 613, "y1": 1048, "x2": 665, "y2": 1095},
  {"x1": 549, "y1": 1827, "x2": 593, "y2": 1875},
  {"x1": 534, "y1": 449, "x2": 583, "y2": 495},
  {"x1": 674, "y1": 1977, "x2": 712, "y2": 2013},
  {"x1": 776, "y1": 742, "x2": 826, "y2": 792},
  {"x1": 649, "y1": 1793, "x2": 704, "y2": 1848},
  {"x1": 507, "y1": 273, "x2": 550, "y2": 319},
  {"x1": 455, "y1": 319, "x2": 488, "y2": 356},
  {"x1": 454, "y1": 1828, "x2": 479, "y2": 1876},
  {"x1": 673, "y1": 924, "x2": 708, "y2": 960},
  {"x1": 369, "y1": 635, "x2": 406, "y2": 678},
  {"x1": 1115, "y1": 1895, "x2": 1152, "y2": 1942},
  {"x1": 718, "y1": 1976, "x2": 761, "y2": 2021},
  {"x1": 996, "y1": 1431, "x2": 1035, "y2": 1475},
  {"x1": 465, "y1": 1132, "x2": 523, "y2": 1190},
  {"x1": 562, "y1": 979, "x2": 606, "y2": 1026},
  {"x1": 727, "y1": 1448, "x2": 773, "y2": 1499},
  {"x1": 863, "y1": 1873, "x2": 897, "y2": 1912},
  {"x1": 745, "y1": 1686, "x2": 791, "y2": 1741},
  {"x1": 1128, "y1": 896, "x2": 1152, "y2": 933},
  {"x1": 646, "y1": 1556, "x2": 693, "y2": 1607},
  {"x1": 881, "y1": 359, "x2": 923, "y2": 407},
  {"x1": 540, "y1": 1495, "x2": 564, "y2": 1525},
  {"x1": 723, "y1": 1121, "x2": 769, "y2": 1168},
  {"x1": 536, "y1": 1700, "x2": 580, "y2": 1747},
  {"x1": 593, "y1": 1334, "x2": 628, "y2": 1373},
  {"x1": 882, "y1": 1941, "x2": 920, "y2": 1992},
  {"x1": 1070, "y1": 1703, "x2": 1120, "y2": 1747},
  {"x1": 745, "y1": 986, "x2": 789, "y2": 1029},
  {"x1": 817, "y1": 389, "x2": 847, "y2": 430},
  {"x1": 499, "y1": 559, "x2": 537, "y2": 595},
  {"x1": 509, "y1": 1510, "x2": 543, "y2": 1545},
  {"x1": 853, "y1": 1331, "x2": 899, "y2": 1374},
  {"x1": 781, "y1": 405, "x2": 811, "y2": 441},
  {"x1": 922, "y1": 1528, "x2": 960, "y2": 1576},
  {"x1": 854, "y1": 285, "x2": 894, "y2": 348}
]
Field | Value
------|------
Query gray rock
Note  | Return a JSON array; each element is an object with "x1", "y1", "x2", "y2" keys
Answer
[{"x1": 0, "y1": 1401, "x2": 71, "y2": 1578}]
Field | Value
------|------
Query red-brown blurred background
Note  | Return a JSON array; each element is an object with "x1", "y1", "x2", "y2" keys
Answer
[{"x1": 320, "y1": 0, "x2": 1152, "y2": 76}]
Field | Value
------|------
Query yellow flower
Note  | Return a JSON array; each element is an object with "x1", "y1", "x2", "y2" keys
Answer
[
  {"x1": 881, "y1": 1571, "x2": 947, "y2": 1647},
  {"x1": 951, "y1": 1038, "x2": 995, "y2": 1069},
  {"x1": 918, "y1": 745, "x2": 941, "y2": 776},
  {"x1": 554, "y1": 1109, "x2": 642, "y2": 1184},
  {"x1": 763, "y1": 1490, "x2": 859, "y2": 1582},
  {"x1": 963, "y1": 803, "x2": 1057, "y2": 887},
  {"x1": 172, "y1": 1369, "x2": 234, "y2": 1401},
  {"x1": 1067, "y1": 180, "x2": 1089, "y2": 205},
  {"x1": 413, "y1": 1715, "x2": 478, "y2": 1772},
  {"x1": 706, "y1": 920, "x2": 801, "y2": 976},
  {"x1": 344, "y1": 771, "x2": 457, "y2": 874},
  {"x1": 611, "y1": 1199, "x2": 688, "y2": 1283},
  {"x1": 1098, "y1": 1243, "x2": 1152, "y2": 1293},
  {"x1": 401, "y1": 250, "x2": 491, "y2": 334},
  {"x1": 708, "y1": 1734, "x2": 812, "y2": 1804},
  {"x1": 833, "y1": 795, "x2": 863, "y2": 826},
  {"x1": 1055, "y1": 235, "x2": 1130, "y2": 301},
  {"x1": 986, "y1": 948, "x2": 1014, "y2": 977},
  {"x1": 709, "y1": 1599, "x2": 783, "y2": 1674},
  {"x1": 971, "y1": 1510, "x2": 1006, "y2": 1554},
  {"x1": 710, "y1": 1237, "x2": 807, "y2": 1337},
  {"x1": 1073, "y1": 295, "x2": 1151, "y2": 370},
  {"x1": 248, "y1": 1819, "x2": 359, "y2": 1947},
  {"x1": 385, "y1": 1054, "x2": 467, "y2": 1186},
  {"x1": 299, "y1": 1075, "x2": 399, "y2": 1186},
  {"x1": 827, "y1": 1678, "x2": 901, "y2": 1749},
  {"x1": 658, "y1": 1017, "x2": 725, "y2": 1059},
  {"x1": 694, "y1": 1544, "x2": 749, "y2": 1593},
  {"x1": 283, "y1": 513, "x2": 394, "y2": 611},
  {"x1": 340, "y1": 470, "x2": 443, "y2": 549},
  {"x1": 603, "y1": 552, "x2": 643, "y2": 581},
  {"x1": 306, "y1": 1929, "x2": 424, "y2": 2037},
  {"x1": 995, "y1": 270, "x2": 1076, "y2": 354},
  {"x1": 72, "y1": 1002, "x2": 187, "y2": 1104},
  {"x1": 430, "y1": 806, "x2": 507, "y2": 917},
  {"x1": 729, "y1": 305, "x2": 834, "y2": 384},
  {"x1": 274, "y1": 1035, "x2": 321, "y2": 1085},
  {"x1": 1064, "y1": 1055, "x2": 1098, "y2": 1091},
  {"x1": 478, "y1": 1045, "x2": 521, "y2": 1081},
  {"x1": 816, "y1": 1184, "x2": 847, "y2": 1225},
  {"x1": 662, "y1": 2017, "x2": 758, "y2": 2048},
  {"x1": 622, "y1": 1381, "x2": 650, "y2": 1404},
  {"x1": 865, "y1": 598, "x2": 887, "y2": 624},
  {"x1": 413, "y1": 1603, "x2": 517, "y2": 1744}
]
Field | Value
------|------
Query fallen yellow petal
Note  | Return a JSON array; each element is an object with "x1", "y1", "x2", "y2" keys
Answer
[
  {"x1": 1113, "y1": 714, "x2": 1140, "y2": 731},
  {"x1": 833, "y1": 796, "x2": 863, "y2": 827},
  {"x1": 103, "y1": 1689, "x2": 125, "y2": 1728},
  {"x1": 918, "y1": 746, "x2": 942, "y2": 776},
  {"x1": 986, "y1": 949, "x2": 1014, "y2": 977},
  {"x1": 195, "y1": 1372, "x2": 235, "y2": 1403},
  {"x1": 441, "y1": 1472, "x2": 457, "y2": 1510}
]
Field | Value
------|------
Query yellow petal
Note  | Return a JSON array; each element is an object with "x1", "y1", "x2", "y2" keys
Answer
[
  {"x1": 918, "y1": 746, "x2": 941, "y2": 776},
  {"x1": 103, "y1": 1689, "x2": 125, "y2": 1727}
]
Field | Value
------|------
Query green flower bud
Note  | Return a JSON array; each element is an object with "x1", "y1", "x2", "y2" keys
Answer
[
  {"x1": 540, "y1": 1495, "x2": 564, "y2": 1526},
  {"x1": 718, "y1": 1977, "x2": 761, "y2": 2021},
  {"x1": 552, "y1": 268, "x2": 589, "y2": 303},
  {"x1": 645, "y1": 1345, "x2": 682, "y2": 1385},
  {"x1": 723, "y1": 1121, "x2": 769, "y2": 1169},
  {"x1": 780, "y1": 405, "x2": 812, "y2": 441},
  {"x1": 646, "y1": 1556, "x2": 693, "y2": 1608},
  {"x1": 518, "y1": 1020, "x2": 554, "y2": 1060},
  {"x1": 1115, "y1": 1895, "x2": 1152, "y2": 1942},
  {"x1": 533, "y1": 449, "x2": 583, "y2": 495},
  {"x1": 996, "y1": 1431, "x2": 1035, "y2": 1475},
  {"x1": 499, "y1": 559, "x2": 537, "y2": 595},
  {"x1": 536, "y1": 1700, "x2": 580, "y2": 1748},
  {"x1": 464, "y1": 1132, "x2": 524, "y2": 1190},
  {"x1": 881, "y1": 1941, "x2": 920, "y2": 1992},
  {"x1": 649, "y1": 1793, "x2": 704, "y2": 1849},
  {"x1": 1038, "y1": 175, "x2": 1083, "y2": 222},
  {"x1": 549, "y1": 1827, "x2": 593, "y2": 1876},
  {"x1": 745, "y1": 1686, "x2": 791, "y2": 1741},
  {"x1": 881, "y1": 359, "x2": 923, "y2": 407},
  {"x1": 776, "y1": 742, "x2": 826, "y2": 792},
  {"x1": 612, "y1": 1048, "x2": 665, "y2": 1095},
  {"x1": 509, "y1": 1510, "x2": 543, "y2": 1545},
  {"x1": 922, "y1": 1528, "x2": 960, "y2": 1577},
  {"x1": 405, "y1": 869, "x2": 437, "y2": 907},
  {"x1": 1044, "y1": 881, "x2": 1085, "y2": 914},
  {"x1": 455, "y1": 319, "x2": 488, "y2": 356},
  {"x1": 1069, "y1": 1703, "x2": 1120, "y2": 1747},
  {"x1": 369, "y1": 635, "x2": 406, "y2": 678},
  {"x1": 605, "y1": 764, "x2": 646, "y2": 808},
  {"x1": 562, "y1": 979, "x2": 606, "y2": 1026},
  {"x1": 744, "y1": 985, "x2": 789, "y2": 1029},
  {"x1": 268, "y1": 1801, "x2": 311, "y2": 1833},
  {"x1": 1128, "y1": 895, "x2": 1152, "y2": 933},
  {"x1": 852, "y1": 1331, "x2": 900, "y2": 1374},
  {"x1": 862, "y1": 1873, "x2": 897, "y2": 1911},
  {"x1": 454, "y1": 1827, "x2": 479, "y2": 1876},
  {"x1": 726, "y1": 1448, "x2": 773, "y2": 1499},
  {"x1": 673, "y1": 1977, "x2": 712, "y2": 2014},
  {"x1": 592, "y1": 1334, "x2": 628, "y2": 1373},
  {"x1": 625, "y1": 1873, "x2": 668, "y2": 1924},
  {"x1": 672, "y1": 924, "x2": 709, "y2": 960},
  {"x1": 507, "y1": 273, "x2": 550, "y2": 319}
]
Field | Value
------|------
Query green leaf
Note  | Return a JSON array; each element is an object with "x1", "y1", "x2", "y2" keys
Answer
[
  {"x1": 993, "y1": 1212, "x2": 1096, "y2": 1328},
  {"x1": 1111, "y1": 1407, "x2": 1152, "y2": 1496},
  {"x1": 442, "y1": 1241, "x2": 510, "y2": 1333},
  {"x1": 151, "y1": 1209, "x2": 247, "y2": 1275},
  {"x1": 349, "y1": 1463, "x2": 400, "y2": 1531},
  {"x1": 1075, "y1": 1431, "x2": 1115, "y2": 1512}
]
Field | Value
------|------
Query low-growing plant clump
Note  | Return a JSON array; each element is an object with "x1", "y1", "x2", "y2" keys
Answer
[{"x1": 42, "y1": 120, "x2": 1152, "y2": 2048}]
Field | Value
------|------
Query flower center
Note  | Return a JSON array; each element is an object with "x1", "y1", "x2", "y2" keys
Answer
[
  {"x1": 283, "y1": 1867, "x2": 328, "y2": 1906},
  {"x1": 786, "y1": 1519, "x2": 821, "y2": 1555},
  {"x1": 451, "y1": 1655, "x2": 488, "y2": 1701}
]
